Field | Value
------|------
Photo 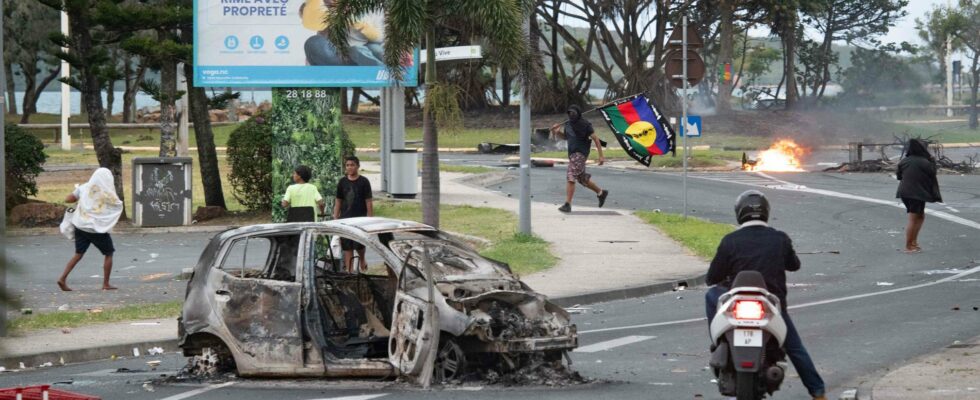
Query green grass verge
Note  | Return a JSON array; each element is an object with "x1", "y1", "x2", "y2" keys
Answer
[
  {"x1": 533, "y1": 149, "x2": 741, "y2": 168},
  {"x1": 439, "y1": 164, "x2": 494, "y2": 174},
  {"x1": 9, "y1": 301, "x2": 182, "y2": 332},
  {"x1": 373, "y1": 201, "x2": 555, "y2": 276},
  {"x1": 634, "y1": 211, "x2": 735, "y2": 260}
]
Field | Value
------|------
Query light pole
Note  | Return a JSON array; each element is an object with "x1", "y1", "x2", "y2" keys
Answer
[
  {"x1": 946, "y1": 0, "x2": 954, "y2": 118},
  {"x1": 518, "y1": 14, "x2": 531, "y2": 234},
  {"x1": 1, "y1": 0, "x2": 9, "y2": 337}
]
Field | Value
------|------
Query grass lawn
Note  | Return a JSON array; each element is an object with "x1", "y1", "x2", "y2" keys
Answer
[
  {"x1": 439, "y1": 164, "x2": 495, "y2": 174},
  {"x1": 886, "y1": 121, "x2": 980, "y2": 144},
  {"x1": 9, "y1": 301, "x2": 182, "y2": 332},
  {"x1": 533, "y1": 148, "x2": 742, "y2": 168},
  {"x1": 635, "y1": 211, "x2": 735, "y2": 260},
  {"x1": 373, "y1": 200, "x2": 556, "y2": 276}
]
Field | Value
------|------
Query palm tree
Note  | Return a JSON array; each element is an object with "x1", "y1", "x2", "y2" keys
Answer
[{"x1": 327, "y1": 0, "x2": 528, "y2": 228}]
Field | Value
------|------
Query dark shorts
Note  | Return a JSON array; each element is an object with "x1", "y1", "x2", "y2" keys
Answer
[
  {"x1": 902, "y1": 198, "x2": 926, "y2": 214},
  {"x1": 75, "y1": 230, "x2": 115, "y2": 255},
  {"x1": 566, "y1": 152, "x2": 591, "y2": 184},
  {"x1": 340, "y1": 238, "x2": 365, "y2": 251}
]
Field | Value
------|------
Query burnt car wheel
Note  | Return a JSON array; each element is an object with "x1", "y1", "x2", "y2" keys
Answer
[
  {"x1": 190, "y1": 345, "x2": 236, "y2": 377},
  {"x1": 434, "y1": 336, "x2": 467, "y2": 383}
]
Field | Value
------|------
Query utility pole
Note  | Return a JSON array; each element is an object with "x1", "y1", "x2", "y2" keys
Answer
[
  {"x1": 947, "y1": 0, "x2": 954, "y2": 118},
  {"x1": 682, "y1": 16, "x2": 689, "y2": 219},
  {"x1": 1, "y1": 0, "x2": 8, "y2": 337},
  {"x1": 61, "y1": 7, "x2": 71, "y2": 150},
  {"x1": 519, "y1": 14, "x2": 532, "y2": 234}
]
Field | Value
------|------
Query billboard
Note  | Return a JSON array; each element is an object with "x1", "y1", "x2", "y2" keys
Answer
[{"x1": 193, "y1": 0, "x2": 418, "y2": 87}]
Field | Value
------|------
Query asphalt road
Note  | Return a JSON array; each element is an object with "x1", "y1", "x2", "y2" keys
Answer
[
  {"x1": 3, "y1": 162, "x2": 979, "y2": 399},
  {"x1": 5, "y1": 232, "x2": 214, "y2": 313}
]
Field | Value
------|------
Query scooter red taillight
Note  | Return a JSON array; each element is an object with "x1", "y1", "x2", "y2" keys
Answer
[{"x1": 733, "y1": 300, "x2": 765, "y2": 320}]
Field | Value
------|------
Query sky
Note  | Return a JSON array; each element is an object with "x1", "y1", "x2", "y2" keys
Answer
[{"x1": 879, "y1": 0, "x2": 945, "y2": 46}]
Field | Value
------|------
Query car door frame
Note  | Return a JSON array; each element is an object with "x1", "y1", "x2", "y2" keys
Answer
[{"x1": 208, "y1": 231, "x2": 306, "y2": 373}]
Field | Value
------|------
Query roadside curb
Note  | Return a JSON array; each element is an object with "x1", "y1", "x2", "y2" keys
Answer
[
  {"x1": 550, "y1": 274, "x2": 706, "y2": 308},
  {"x1": 0, "y1": 339, "x2": 180, "y2": 370}
]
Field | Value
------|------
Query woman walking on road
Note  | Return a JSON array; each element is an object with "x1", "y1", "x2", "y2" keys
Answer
[
  {"x1": 896, "y1": 138, "x2": 942, "y2": 253},
  {"x1": 58, "y1": 168, "x2": 124, "y2": 291}
]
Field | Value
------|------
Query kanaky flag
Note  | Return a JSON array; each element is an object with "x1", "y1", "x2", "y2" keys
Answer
[{"x1": 598, "y1": 94, "x2": 676, "y2": 166}]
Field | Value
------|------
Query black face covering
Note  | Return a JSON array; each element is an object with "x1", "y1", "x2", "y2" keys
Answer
[
  {"x1": 566, "y1": 105, "x2": 590, "y2": 135},
  {"x1": 906, "y1": 139, "x2": 932, "y2": 160}
]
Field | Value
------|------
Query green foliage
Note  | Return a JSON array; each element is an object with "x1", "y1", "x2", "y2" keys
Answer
[
  {"x1": 226, "y1": 114, "x2": 273, "y2": 211},
  {"x1": 838, "y1": 43, "x2": 927, "y2": 107},
  {"x1": 425, "y1": 82, "x2": 464, "y2": 134},
  {"x1": 269, "y1": 89, "x2": 355, "y2": 222},
  {"x1": 4, "y1": 123, "x2": 48, "y2": 209},
  {"x1": 208, "y1": 89, "x2": 241, "y2": 110}
]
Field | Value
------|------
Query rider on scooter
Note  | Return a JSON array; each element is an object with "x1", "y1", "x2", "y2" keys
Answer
[{"x1": 705, "y1": 190, "x2": 827, "y2": 400}]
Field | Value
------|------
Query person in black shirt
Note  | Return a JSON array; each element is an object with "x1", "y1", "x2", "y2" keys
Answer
[
  {"x1": 333, "y1": 156, "x2": 373, "y2": 272},
  {"x1": 705, "y1": 190, "x2": 826, "y2": 400},
  {"x1": 551, "y1": 104, "x2": 608, "y2": 213},
  {"x1": 896, "y1": 138, "x2": 942, "y2": 253}
]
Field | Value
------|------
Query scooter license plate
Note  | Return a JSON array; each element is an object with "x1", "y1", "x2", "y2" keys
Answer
[{"x1": 734, "y1": 329, "x2": 763, "y2": 347}]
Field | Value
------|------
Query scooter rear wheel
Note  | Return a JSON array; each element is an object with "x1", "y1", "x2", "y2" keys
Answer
[{"x1": 736, "y1": 371, "x2": 760, "y2": 400}]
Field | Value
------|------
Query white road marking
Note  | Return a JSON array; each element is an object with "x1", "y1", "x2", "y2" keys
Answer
[
  {"x1": 306, "y1": 395, "x2": 389, "y2": 400},
  {"x1": 578, "y1": 266, "x2": 980, "y2": 335},
  {"x1": 688, "y1": 171, "x2": 980, "y2": 231},
  {"x1": 156, "y1": 382, "x2": 236, "y2": 400},
  {"x1": 574, "y1": 335, "x2": 656, "y2": 353}
]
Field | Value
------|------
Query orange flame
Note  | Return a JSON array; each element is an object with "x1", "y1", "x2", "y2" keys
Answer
[{"x1": 745, "y1": 139, "x2": 808, "y2": 172}]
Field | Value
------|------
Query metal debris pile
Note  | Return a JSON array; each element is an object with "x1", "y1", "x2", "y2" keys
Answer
[
  {"x1": 480, "y1": 354, "x2": 591, "y2": 387},
  {"x1": 823, "y1": 159, "x2": 894, "y2": 172},
  {"x1": 485, "y1": 301, "x2": 553, "y2": 339}
]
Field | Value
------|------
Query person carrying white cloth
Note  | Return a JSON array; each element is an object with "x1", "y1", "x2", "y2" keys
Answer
[{"x1": 58, "y1": 168, "x2": 123, "y2": 291}]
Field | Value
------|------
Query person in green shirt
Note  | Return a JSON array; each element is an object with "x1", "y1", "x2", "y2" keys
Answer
[{"x1": 281, "y1": 165, "x2": 325, "y2": 221}]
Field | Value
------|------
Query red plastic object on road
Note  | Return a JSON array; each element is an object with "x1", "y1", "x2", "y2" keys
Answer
[{"x1": 0, "y1": 385, "x2": 100, "y2": 400}]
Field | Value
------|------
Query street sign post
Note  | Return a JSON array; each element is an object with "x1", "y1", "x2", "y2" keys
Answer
[
  {"x1": 665, "y1": 18, "x2": 703, "y2": 219},
  {"x1": 679, "y1": 115, "x2": 702, "y2": 137}
]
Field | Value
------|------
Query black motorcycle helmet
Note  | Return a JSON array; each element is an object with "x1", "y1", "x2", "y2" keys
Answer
[{"x1": 734, "y1": 190, "x2": 770, "y2": 224}]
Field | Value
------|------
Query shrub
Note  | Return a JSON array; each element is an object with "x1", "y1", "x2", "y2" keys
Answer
[
  {"x1": 226, "y1": 114, "x2": 273, "y2": 211},
  {"x1": 5, "y1": 123, "x2": 47, "y2": 210}
]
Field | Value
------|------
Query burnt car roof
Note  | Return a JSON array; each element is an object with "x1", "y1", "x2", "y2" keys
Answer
[{"x1": 214, "y1": 217, "x2": 435, "y2": 241}]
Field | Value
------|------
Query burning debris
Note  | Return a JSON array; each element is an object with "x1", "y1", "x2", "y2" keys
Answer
[{"x1": 742, "y1": 139, "x2": 809, "y2": 172}]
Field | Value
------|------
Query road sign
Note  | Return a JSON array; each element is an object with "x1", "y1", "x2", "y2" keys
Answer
[
  {"x1": 665, "y1": 49, "x2": 706, "y2": 88},
  {"x1": 679, "y1": 115, "x2": 702, "y2": 137},
  {"x1": 667, "y1": 26, "x2": 703, "y2": 49}
]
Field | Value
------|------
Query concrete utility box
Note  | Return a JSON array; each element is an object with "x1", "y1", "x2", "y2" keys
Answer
[
  {"x1": 132, "y1": 157, "x2": 193, "y2": 227},
  {"x1": 390, "y1": 149, "x2": 419, "y2": 199}
]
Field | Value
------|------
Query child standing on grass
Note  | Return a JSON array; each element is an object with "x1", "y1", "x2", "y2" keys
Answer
[{"x1": 58, "y1": 168, "x2": 123, "y2": 291}]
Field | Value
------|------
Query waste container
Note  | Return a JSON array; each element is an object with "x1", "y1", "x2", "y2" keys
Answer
[
  {"x1": 132, "y1": 157, "x2": 193, "y2": 227},
  {"x1": 390, "y1": 149, "x2": 419, "y2": 199}
]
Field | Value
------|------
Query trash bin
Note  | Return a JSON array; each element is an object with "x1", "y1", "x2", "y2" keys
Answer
[
  {"x1": 132, "y1": 157, "x2": 193, "y2": 227},
  {"x1": 390, "y1": 149, "x2": 418, "y2": 199}
]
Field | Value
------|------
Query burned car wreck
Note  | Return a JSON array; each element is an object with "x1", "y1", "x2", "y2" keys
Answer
[{"x1": 178, "y1": 217, "x2": 577, "y2": 385}]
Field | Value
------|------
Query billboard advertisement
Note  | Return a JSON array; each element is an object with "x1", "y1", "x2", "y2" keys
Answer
[{"x1": 193, "y1": 0, "x2": 418, "y2": 87}]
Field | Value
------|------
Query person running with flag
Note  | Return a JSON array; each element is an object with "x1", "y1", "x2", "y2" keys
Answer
[{"x1": 551, "y1": 104, "x2": 609, "y2": 213}]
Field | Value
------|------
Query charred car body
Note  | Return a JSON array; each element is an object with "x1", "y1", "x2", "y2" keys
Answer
[{"x1": 178, "y1": 217, "x2": 577, "y2": 383}]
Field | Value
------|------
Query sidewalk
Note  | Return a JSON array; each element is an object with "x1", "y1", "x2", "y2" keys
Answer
[
  {"x1": 869, "y1": 335, "x2": 980, "y2": 400},
  {"x1": 396, "y1": 167, "x2": 709, "y2": 302}
]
